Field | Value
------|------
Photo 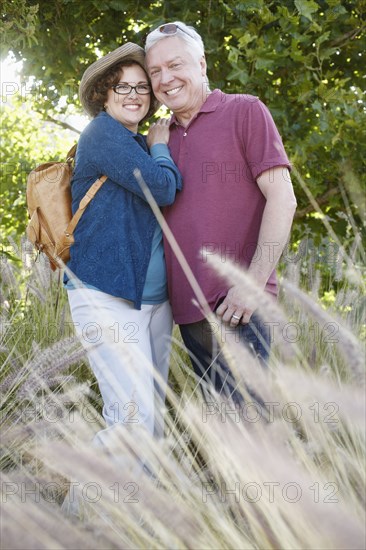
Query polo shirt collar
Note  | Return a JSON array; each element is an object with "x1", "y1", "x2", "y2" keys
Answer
[{"x1": 170, "y1": 89, "x2": 222, "y2": 127}]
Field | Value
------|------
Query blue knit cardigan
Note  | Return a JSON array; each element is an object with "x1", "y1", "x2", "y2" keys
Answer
[{"x1": 65, "y1": 111, "x2": 182, "y2": 309}]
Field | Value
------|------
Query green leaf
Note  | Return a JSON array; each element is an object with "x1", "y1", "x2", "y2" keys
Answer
[
  {"x1": 238, "y1": 32, "x2": 257, "y2": 49},
  {"x1": 228, "y1": 47, "x2": 240, "y2": 64},
  {"x1": 315, "y1": 32, "x2": 330, "y2": 47},
  {"x1": 226, "y1": 66, "x2": 249, "y2": 85},
  {"x1": 255, "y1": 56, "x2": 275, "y2": 70},
  {"x1": 294, "y1": 0, "x2": 319, "y2": 21}
]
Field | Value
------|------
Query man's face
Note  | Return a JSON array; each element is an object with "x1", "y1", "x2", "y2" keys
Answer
[{"x1": 146, "y1": 36, "x2": 207, "y2": 117}]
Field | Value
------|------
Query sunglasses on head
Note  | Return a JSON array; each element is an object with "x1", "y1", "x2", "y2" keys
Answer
[{"x1": 158, "y1": 23, "x2": 194, "y2": 39}]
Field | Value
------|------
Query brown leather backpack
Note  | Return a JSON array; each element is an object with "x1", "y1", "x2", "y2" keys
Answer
[{"x1": 26, "y1": 144, "x2": 107, "y2": 271}]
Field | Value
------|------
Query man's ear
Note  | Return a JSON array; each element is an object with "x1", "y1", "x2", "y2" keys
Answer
[{"x1": 200, "y1": 55, "x2": 207, "y2": 76}]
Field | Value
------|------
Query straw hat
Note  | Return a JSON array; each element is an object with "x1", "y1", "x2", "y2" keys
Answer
[{"x1": 79, "y1": 42, "x2": 160, "y2": 118}]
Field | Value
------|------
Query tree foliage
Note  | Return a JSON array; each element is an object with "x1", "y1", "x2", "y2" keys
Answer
[
  {"x1": 0, "y1": 98, "x2": 75, "y2": 244},
  {"x1": 1, "y1": 0, "x2": 365, "y2": 249},
  {"x1": 0, "y1": 0, "x2": 39, "y2": 56}
]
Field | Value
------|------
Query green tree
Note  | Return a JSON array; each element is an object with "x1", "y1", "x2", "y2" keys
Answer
[
  {"x1": 0, "y1": 97, "x2": 76, "y2": 248},
  {"x1": 0, "y1": 0, "x2": 39, "y2": 56},
  {"x1": 1, "y1": 0, "x2": 365, "y2": 261}
]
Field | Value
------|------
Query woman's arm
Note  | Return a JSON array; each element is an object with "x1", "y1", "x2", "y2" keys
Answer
[{"x1": 79, "y1": 114, "x2": 182, "y2": 206}]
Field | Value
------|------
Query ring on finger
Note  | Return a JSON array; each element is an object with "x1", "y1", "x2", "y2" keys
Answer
[{"x1": 232, "y1": 314, "x2": 241, "y2": 320}]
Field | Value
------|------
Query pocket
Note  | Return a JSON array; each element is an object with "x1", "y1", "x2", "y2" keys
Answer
[{"x1": 26, "y1": 208, "x2": 58, "y2": 269}]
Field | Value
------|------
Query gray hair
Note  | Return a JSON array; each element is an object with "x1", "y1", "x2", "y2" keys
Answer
[{"x1": 145, "y1": 21, "x2": 205, "y2": 59}]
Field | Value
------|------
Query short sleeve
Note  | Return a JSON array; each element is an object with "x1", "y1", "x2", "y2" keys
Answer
[{"x1": 241, "y1": 99, "x2": 291, "y2": 181}]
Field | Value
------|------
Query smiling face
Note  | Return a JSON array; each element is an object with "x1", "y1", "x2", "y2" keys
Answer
[
  {"x1": 146, "y1": 36, "x2": 208, "y2": 124},
  {"x1": 104, "y1": 64, "x2": 151, "y2": 132}
]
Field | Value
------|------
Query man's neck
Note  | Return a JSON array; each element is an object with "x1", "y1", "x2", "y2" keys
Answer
[{"x1": 175, "y1": 89, "x2": 212, "y2": 128}]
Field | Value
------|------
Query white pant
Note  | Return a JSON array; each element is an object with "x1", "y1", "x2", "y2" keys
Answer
[{"x1": 67, "y1": 288, "x2": 173, "y2": 443}]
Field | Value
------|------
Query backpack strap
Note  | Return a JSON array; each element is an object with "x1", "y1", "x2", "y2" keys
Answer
[
  {"x1": 64, "y1": 175, "x2": 108, "y2": 238},
  {"x1": 66, "y1": 144, "x2": 77, "y2": 162}
]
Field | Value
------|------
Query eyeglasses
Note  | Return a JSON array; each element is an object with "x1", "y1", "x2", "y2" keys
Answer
[
  {"x1": 112, "y1": 84, "x2": 151, "y2": 95},
  {"x1": 158, "y1": 23, "x2": 194, "y2": 39}
]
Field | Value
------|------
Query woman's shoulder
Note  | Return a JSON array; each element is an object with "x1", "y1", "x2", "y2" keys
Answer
[
  {"x1": 83, "y1": 111, "x2": 114, "y2": 131},
  {"x1": 80, "y1": 112, "x2": 130, "y2": 142}
]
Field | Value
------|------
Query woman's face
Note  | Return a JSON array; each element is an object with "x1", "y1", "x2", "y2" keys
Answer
[{"x1": 104, "y1": 64, "x2": 151, "y2": 132}]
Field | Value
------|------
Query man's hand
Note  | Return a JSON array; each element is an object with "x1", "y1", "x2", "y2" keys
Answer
[{"x1": 216, "y1": 285, "x2": 254, "y2": 327}]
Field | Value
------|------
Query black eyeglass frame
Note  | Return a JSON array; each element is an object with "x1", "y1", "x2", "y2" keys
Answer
[
  {"x1": 111, "y1": 84, "x2": 151, "y2": 95},
  {"x1": 158, "y1": 23, "x2": 194, "y2": 39}
]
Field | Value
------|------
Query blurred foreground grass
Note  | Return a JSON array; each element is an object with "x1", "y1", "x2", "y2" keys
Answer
[{"x1": 0, "y1": 236, "x2": 365, "y2": 550}]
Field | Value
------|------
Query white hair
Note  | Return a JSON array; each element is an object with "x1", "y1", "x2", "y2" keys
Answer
[{"x1": 145, "y1": 21, "x2": 205, "y2": 59}]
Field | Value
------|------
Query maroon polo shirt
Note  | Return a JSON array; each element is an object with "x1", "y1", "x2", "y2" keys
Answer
[{"x1": 164, "y1": 89, "x2": 291, "y2": 324}]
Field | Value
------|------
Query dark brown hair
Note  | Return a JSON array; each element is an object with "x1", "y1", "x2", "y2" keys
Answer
[{"x1": 86, "y1": 59, "x2": 157, "y2": 122}]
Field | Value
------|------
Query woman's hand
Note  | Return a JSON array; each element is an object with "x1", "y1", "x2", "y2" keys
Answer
[{"x1": 147, "y1": 118, "x2": 171, "y2": 148}]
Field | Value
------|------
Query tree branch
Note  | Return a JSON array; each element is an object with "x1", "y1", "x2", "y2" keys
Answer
[
  {"x1": 44, "y1": 115, "x2": 81, "y2": 134},
  {"x1": 294, "y1": 187, "x2": 339, "y2": 219},
  {"x1": 329, "y1": 26, "x2": 364, "y2": 48}
]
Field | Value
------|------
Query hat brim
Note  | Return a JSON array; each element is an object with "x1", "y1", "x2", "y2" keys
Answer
[{"x1": 79, "y1": 42, "x2": 160, "y2": 120}]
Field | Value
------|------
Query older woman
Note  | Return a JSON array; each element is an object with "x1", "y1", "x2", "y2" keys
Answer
[{"x1": 64, "y1": 43, "x2": 182, "y2": 446}]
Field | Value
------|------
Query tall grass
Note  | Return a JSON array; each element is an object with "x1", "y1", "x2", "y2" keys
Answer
[{"x1": 1, "y1": 224, "x2": 365, "y2": 549}]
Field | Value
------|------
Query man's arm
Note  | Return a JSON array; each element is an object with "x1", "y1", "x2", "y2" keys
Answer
[{"x1": 216, "y1": 166, "x2": 297, "y2": 326}]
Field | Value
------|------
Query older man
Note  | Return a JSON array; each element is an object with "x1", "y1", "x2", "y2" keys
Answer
[{"x1": 145, "y1": 22, "x2": 297, "y2": 402}]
